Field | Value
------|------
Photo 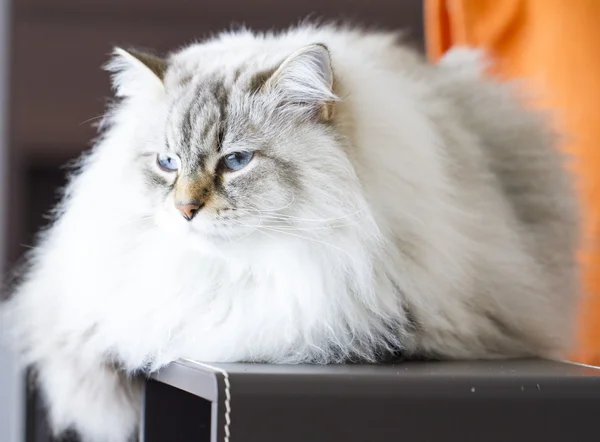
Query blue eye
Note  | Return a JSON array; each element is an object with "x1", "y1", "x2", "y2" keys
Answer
[
  {"x1": 157, "y1": 153, "x2": 180, "y2": 172},
  {"x1": 222, "y1": 151, "x2": 254, "y2": 171}
]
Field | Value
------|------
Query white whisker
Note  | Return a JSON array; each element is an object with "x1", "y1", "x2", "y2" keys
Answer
[
  {"x1": 235, "y1": 205, "x2": 368, "y2": 225},
  {"x1": 259, "y1": 225, "x2": 358, "y2": 265},
  {"x1": 79, "y1": 113, "x2": 109, "y2": 126},
  {"x1": 259, "y1": 222, "x2": 357, "y2": 232}
]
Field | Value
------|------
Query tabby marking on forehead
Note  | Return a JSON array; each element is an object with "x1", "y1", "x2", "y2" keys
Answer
[{"x1": 170, "y1": 77, "x2": 234, "y2": 168}]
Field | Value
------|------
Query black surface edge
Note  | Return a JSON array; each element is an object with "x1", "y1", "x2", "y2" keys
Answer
[
  {"x1": 149, "y1": 359, "x2": 600, "y2": 442},
  {"x1": 152, "y1": 360, "x2": 228, "y2": 442},
  {"x1": 153, "y1": 360, "x2": 219, "y2": 401}
]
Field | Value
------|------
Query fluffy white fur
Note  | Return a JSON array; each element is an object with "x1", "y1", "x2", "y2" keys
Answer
[{"x1": 3, "y1": 25, "x2": 579, "y2": 442}]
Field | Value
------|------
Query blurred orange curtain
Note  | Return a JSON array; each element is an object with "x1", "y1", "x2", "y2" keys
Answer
[{"x1": 425, "y1": 0, "x2": 600, "y2": 365}]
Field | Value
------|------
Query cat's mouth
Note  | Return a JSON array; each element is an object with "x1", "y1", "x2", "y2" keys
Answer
[
  {"x1": 159, "y1": 203, "x2": 264, "y2": 243},
  {"x1": 186, "y1": 216, "x2": 260, "y2": 241}
]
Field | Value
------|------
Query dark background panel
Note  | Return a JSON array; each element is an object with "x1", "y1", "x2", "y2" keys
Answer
[{"x1": 11, "y1": 0, "x2": 424, "y2": 159}]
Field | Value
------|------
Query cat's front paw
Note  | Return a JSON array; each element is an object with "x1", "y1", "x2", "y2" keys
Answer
[{"x1": 37, "y1": 359, "x2": 142, "y2": 442}]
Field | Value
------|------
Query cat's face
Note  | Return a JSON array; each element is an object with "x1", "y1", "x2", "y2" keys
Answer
[
  {"x1": 119, "y1": 44, "x2": 349, "y2": 243},
  {"x1": 149, "y1": 76, "x2": 311, "y2": 240}
]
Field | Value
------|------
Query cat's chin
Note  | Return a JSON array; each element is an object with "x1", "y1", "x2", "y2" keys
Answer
[
  {"x1": 181, "y1": 225, "x2": 265, "y2": 259},
  {"x1": 159, "y1": 214, "x2": 261, "y2": 254}
]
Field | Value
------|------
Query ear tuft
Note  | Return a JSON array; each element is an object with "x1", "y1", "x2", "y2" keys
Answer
[
  {"x1": 266, "y1": 43, "x2": 338, "y2": 121},
  {"x1": 104, "y1": 47, "x2": 167, "y2": 98}
]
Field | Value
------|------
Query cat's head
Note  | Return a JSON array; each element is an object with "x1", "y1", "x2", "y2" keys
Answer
[{"x1": 104, "y1": 42, "x2": 366, "y2": 245}]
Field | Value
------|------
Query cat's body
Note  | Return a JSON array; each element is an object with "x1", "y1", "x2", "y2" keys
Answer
[{"x1": 3, "y1": 25, "x2": 578, "y2": 442}]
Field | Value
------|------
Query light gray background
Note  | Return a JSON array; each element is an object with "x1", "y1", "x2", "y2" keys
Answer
[{"x1": 0, "y1": 0, "x2": 24, "y2": 440}]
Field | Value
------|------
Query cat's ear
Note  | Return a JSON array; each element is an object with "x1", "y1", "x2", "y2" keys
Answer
[
  {"x1": 105, "y1": 47, "x2": 167, "y2": 98},
  {"x1": 265, "y1": 44, "x2": 338, "y2": 121}
]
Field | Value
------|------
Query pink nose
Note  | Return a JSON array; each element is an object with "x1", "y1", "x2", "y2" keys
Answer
[{"x1": 176, "y1": 203, "x2": 200, "y2": 221}]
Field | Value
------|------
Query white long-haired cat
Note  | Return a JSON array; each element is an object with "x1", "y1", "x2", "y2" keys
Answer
[{"x1": 3, "y1": 24, "x2": 579, "y2": 442}]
